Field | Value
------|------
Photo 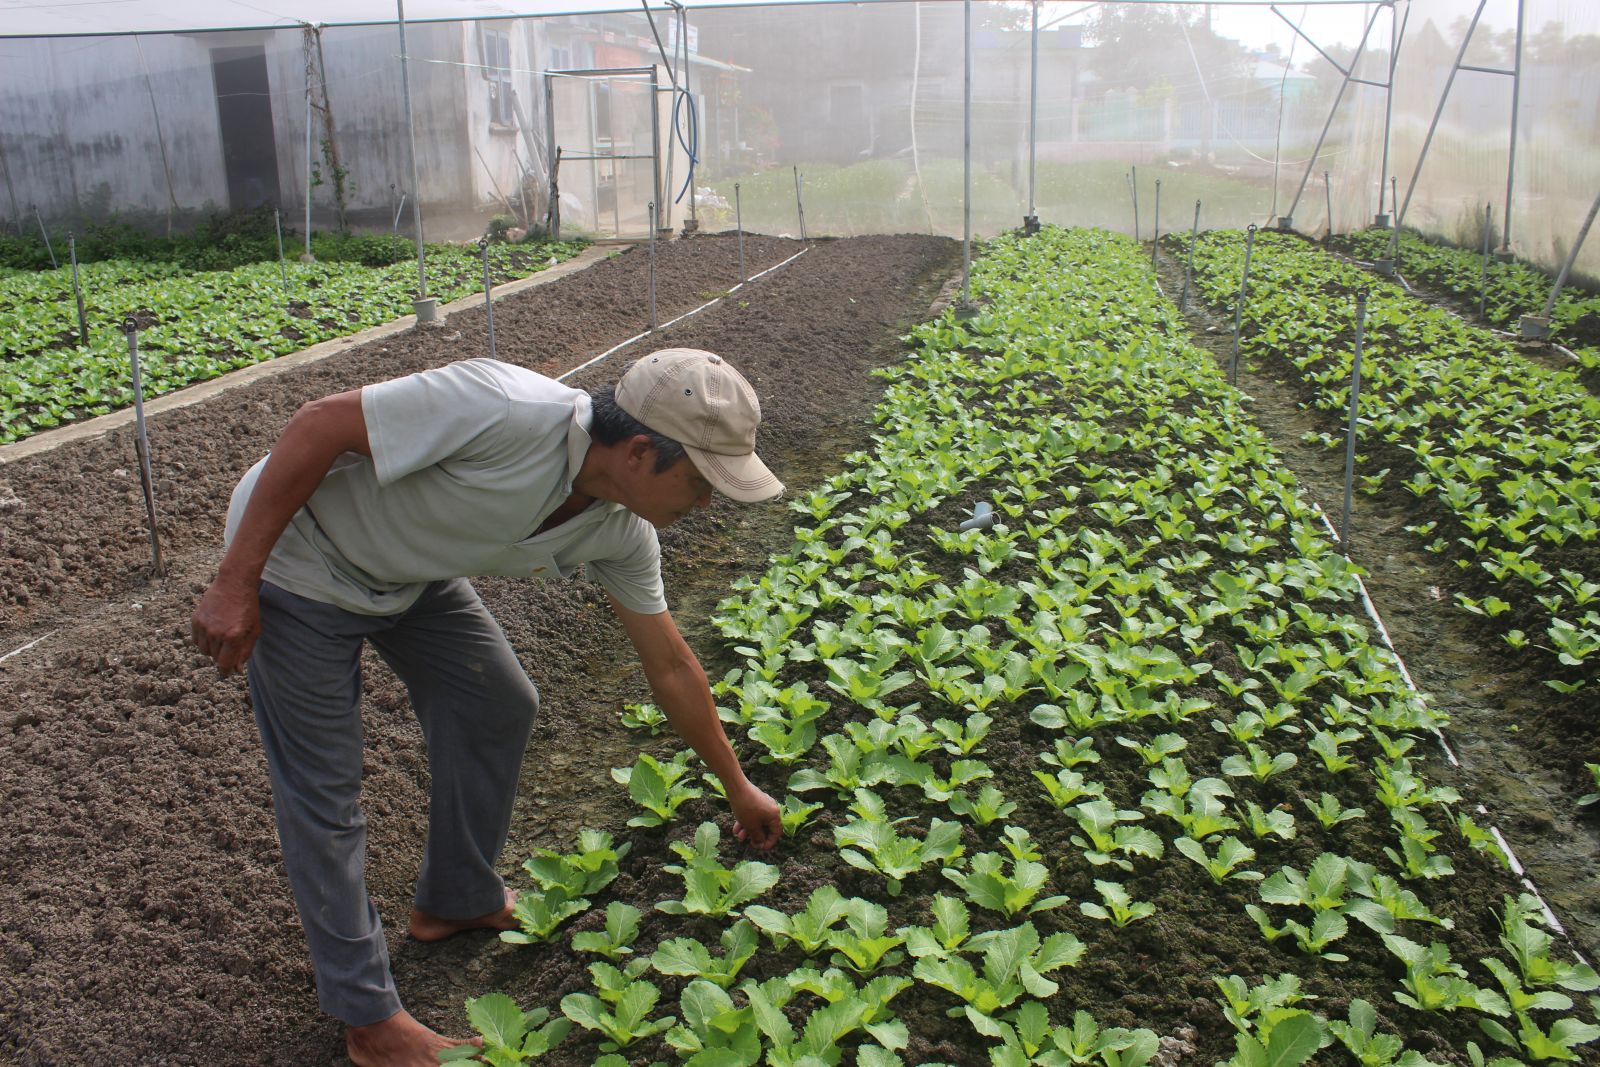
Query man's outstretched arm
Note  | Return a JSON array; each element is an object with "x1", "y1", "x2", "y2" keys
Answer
[
  {"x1": 192, "y1": 389, "x2": 371, "y2": 674},
  {"x1": 608, "y1": 596, "x2": 782, "y2": 850}
]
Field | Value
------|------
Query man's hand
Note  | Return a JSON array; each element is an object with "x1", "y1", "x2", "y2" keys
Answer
[
  {"x1": 191, "y1": 574, "x2": 261, "y2": 676},
  {"x1": 728, "y1": 780, "x2": 782, "y2": 851}
]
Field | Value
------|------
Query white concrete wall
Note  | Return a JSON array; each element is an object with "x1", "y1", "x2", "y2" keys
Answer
[{"x1": 0, "y1": 34, "x2": 230, "y2": 226}]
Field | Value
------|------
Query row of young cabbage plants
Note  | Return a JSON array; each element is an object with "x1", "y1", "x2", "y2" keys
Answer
[
  {"x1": 1181, "y1": 230, "x2": 1600, "y2": 714},
  {"x1": 464, "y1": 227, "x2": 1598, "y2": 1067},
  {"x1": 0, "y1": 240, "x2": 584, "y2": 443},
  {"x1": 1326, "y1": 230, "x2": 1600, "y2": 384}
]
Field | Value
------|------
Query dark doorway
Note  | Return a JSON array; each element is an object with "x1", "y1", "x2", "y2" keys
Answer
[{"x1": 210, "y1": 47, "x2": 281, "y2": 212}]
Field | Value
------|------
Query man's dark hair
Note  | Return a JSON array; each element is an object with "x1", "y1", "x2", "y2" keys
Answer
[{"x1": 590, "y1": 385, "x2": 687, "y2": 473}]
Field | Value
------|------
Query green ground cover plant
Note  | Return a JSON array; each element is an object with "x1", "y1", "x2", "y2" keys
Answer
[
  {"x1": 0, "y1": 238, "x2": 584, "y2": 443},
  {"x1": 476, "y1": 226, "x2": 1598, "y2": 1065},
  {"x1": 1180, "y1": 229, "x2": 1600, "y2": 723}
]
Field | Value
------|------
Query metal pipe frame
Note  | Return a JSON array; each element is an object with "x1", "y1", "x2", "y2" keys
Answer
[
  {"x1": 396, "y1": 0, "x2": 427, "y2": 301},
  {"x1": 1392, "y1": 0, "x2": 1489, "y2": 255},
  {"x1": 1284, "y1": 4, "x2": 1381, "y2": 223},
  {"x1": 1537, "y1": 186, "x2": 1600, "y2": 322},
  {"x1": 1377, "y1": 0, "x2": 1408, "y2": 220},
  {"x1": 1027, "y1": 0, "x2": 1039, "y2": 223},
  {"x1": 962, "y1": 0, "x2": 972, "y2": 305},
  {"x1": 543, "y1": 67, "x2": 662, "y2": 241},
  {"x1": 1502, "y1": 0, "x2": 1525, "y2": 251}
]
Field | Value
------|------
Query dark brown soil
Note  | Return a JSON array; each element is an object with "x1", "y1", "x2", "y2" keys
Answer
[{"x1": 0, "y1": 233, "x2": 962, "y2": 1066}]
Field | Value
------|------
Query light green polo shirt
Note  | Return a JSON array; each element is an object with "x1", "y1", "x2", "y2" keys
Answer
[{"x1": 225, "y1": 358, "x2": 667, "y2": 617}]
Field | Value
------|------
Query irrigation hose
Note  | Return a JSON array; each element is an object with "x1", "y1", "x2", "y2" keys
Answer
[{"x1": 558, "y1": 246, "x2": 811, "y2": 385}]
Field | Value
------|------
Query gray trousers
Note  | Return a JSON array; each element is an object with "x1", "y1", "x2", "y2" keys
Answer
[{"x1": 248, "y1": 578, "x2": 539, "y2": 1026}]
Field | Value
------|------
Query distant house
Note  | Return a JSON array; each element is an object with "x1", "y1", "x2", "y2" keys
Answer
[
  {"x1": 1251, "y1": 55, "x2": 1318, "y2": 105},
  {"x1": 0, "y1": 14, "x2": 743, "y2": 240}
]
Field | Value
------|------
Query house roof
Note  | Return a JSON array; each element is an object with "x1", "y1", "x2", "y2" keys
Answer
[{"x1": 1252, "y1": 57, "x2": 1318, "y2": 83}]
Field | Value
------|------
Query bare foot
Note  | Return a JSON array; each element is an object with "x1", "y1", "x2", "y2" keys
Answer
[
  {"x1": 346, "y1": 1009, "x2": 480, "y2": 1067},
  {"x1": 408, "y1": 888, "x2": 519, "y2": 942}
]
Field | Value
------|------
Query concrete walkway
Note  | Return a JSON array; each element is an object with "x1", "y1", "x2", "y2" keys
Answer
[{"x1": 0, "y1": 244, "x2": 619, "y2": 467}]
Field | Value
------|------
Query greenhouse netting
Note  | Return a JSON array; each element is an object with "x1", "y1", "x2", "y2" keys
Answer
[{"x1": 1, "y1": 1, "x2": 1595, "y2": 274}]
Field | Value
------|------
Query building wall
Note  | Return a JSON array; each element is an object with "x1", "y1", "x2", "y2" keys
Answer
[{"x1": 0, "y1": 34, "x2": 231, "y2": 226}]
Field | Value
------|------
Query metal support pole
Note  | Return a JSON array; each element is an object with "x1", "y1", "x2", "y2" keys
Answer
[
  {"x1": 479, "y1": 237, "x2": 497, "y2": 361},
  {"x1": 648, "y1": 202, "x2": 658, "y2": 330},
  {"x1": 681, "y1": 7, "x2": 698, "y2": 234},
  {"x1": 1182, "y1": 200, "x2": 1201, "y2": 312},
  {"x1": 1522, "y1": 186, "x2": 1600, "y2": 338},
  {"x1": 1502, "y1": 0, "x2": 1525, "y2": 252},
  {"x1": 1024, "y1": 0, "x2": 1039, "y2": 233},
  {"x1": 392, "y1": 192, "x2": 406, "y2": 233},
  {"x1": 304, "y1": 87, "x2": 314, "y2": 260},
  {"x1": 1339, "y1": 291, "x2": 1368, "y2": 558},
  {"x1": 274, "y1": 208, "x2": 289, "y2": 291},
  {"x1": 69, "y1": 235, "x2": 88, "y2": 348},
  {"x1": 962, "y1": 0, "x2": 972, "y2": 305},
  {"x1": 123, "y1": 318, "x2": 165, "y2": 579},
  {"x1": 735, "y1": 183, "x2": 746, "y2": 285},
  {"x1": 1152, "y1": 180, "x2": 1162, "y2": 268},
  {"x1": 793, "y1": 167, "x2": 807, "y2": 244},
  {"x1": 1129, "y1": 166, "x2": 1140, "y2": 241},
  {"x1": 34, "y1": 205, "x2": 57, "y2": 269},
  {"x1": 396, "y1": 0, "x2": 430, "y2": 310},
  {"x1": 1376, "y1": 0, "x2": 1404, "y2": 225},
  {"x1": 1287, "y1": 5, "x2": 1380, "y2": 224},
  {"x1": 1478, "y1": 203, "x2": 1492, "y2": 318},
  {"x1": 1324, "y1": 171, "x2": 1333, "y2": 238},
  {"x1": 1229, "y1": 224, "x2": 1258, "y2": 386},
  {"x1": 1394, "y1": 0, "x2": 1489, "y2": 256}
]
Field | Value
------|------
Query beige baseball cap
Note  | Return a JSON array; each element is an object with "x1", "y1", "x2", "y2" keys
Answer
[{"x1": 614, "y1": 348, "x2": 784, "y2": 503}]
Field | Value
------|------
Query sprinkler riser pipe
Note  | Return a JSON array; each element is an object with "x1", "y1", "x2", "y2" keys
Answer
[
  {"x1": 1479, "y1": 203, "x2": 1493, "y2": 318},
  {"x1": 68, "y1": 235, "x2": 88, "y2": 348},
  {"x1": 480, "y1": 238, "x2": 497, "y2": 361},
  {"x1": 734, "y1": 183, "x2": 746, "y2": 284},
  {"x1": 1152, "y1": 180, "x2": 1162, "y2": 268},
  {"x1": 1340, "y1": 292, "x2": 1368, "y2": 557},
  {"x1": 1129, "y1": 165, "x2": 1140, "y2": 242},
  {"x1": 1181, "y1": 200, "x2": 1201, "y2": 311},
  {"x1": 274, "y1": 208, "x2": 289, "y2": 291},
  {"x1": 1229, "y1": 224, "x2": 1258, "y2": 385},
  {"x1": 35, "y1": 205, "x2": 57, "y2": 269},
  {"x1": 123, "y1": 320, "x2": 165, "y2": 578},
  {"x1": 648, "y1": 202, "x2": 658, "y2": 330}
]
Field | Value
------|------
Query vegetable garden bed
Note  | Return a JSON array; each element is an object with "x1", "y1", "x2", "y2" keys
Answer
[
  {"x1": 2, "y1": 226, "x2": 1597, "y2": 1067},
  {"x1": 1325, "y1": 230, "x2": 1600, "y2": 394},
  {"x1": 0, "y1": 232, "x2": 959, "y2": 1065},
  {"x1": 0, "y1": 239, "x2": 586, "y2": 442},
  {"x1": 1175, "y1": 232, "x2": 1600, "y2": 781}
]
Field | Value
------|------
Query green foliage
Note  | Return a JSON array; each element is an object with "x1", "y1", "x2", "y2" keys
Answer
[
  {"x1": 612, "y1": 751, "x2": 704, "y2": 828},
  {"x1": 560, "y1": 962, "x2": 676, "y2": 1051},
  {"x1": 571, "y1": 902, "x2": 642, "y2": 961},
  {"x1": 656, "y1": 822, "x2": 780, "y2": 917},
  {"x1": 439, "y1": 995, "x2": 572, "y2": 1065}
]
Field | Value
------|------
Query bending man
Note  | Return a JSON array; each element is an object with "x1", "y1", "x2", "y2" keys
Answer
[{"x1": 191, "y1": 348, "x2": 784, "y2": 1066}]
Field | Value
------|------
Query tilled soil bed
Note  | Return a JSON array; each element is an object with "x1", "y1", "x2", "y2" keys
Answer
[{"x1": 0, "y1": 233, "x2": 961, "y2": 1066}]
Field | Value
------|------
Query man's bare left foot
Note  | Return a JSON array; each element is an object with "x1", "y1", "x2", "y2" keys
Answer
[
  {"x1": 409, "y1": 888, "x2": 518, "y2": 942},
  {"x1": 346, "y1": 1009, "x2": 480, "y2": 1067}
]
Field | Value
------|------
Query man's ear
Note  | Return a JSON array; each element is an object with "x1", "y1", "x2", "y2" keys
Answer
[{"x1": 625, "y1": 434, "x2": 656, "y2": 469}]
